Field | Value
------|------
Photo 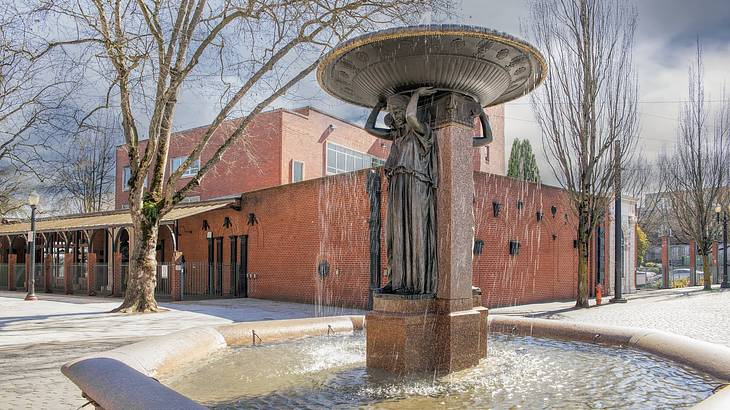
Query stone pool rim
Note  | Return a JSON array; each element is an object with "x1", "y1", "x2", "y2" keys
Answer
[{"x1": 61, "y1": 314, "x2": 730, "y2": 410}]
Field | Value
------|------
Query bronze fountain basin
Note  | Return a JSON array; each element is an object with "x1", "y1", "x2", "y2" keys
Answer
[{"x1": 317, "y1": 24, "x2": 547, "y2": 108}]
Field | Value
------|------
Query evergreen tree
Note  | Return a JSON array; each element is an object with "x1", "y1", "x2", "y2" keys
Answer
[{"x1": 507, "y1": 139, "x2": 541, "y2": 183}]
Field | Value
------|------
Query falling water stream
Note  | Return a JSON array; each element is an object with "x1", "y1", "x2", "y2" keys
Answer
[{"x1": 161, "y1": 333, "x2": 720, "y2": 409}]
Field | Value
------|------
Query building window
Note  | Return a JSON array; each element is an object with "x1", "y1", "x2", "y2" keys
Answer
[
  {"x1": 171, "y1": 156, "x2": 200, "y2": 177},
  {"x1": 121, "y1": 203, "x2": 130, "y2": 209},
  {"x1": 292, "y1": 160, "x2": 304, "y2": 183},
  {"x1": 122, "y1": 166, "x2": 147, "y2": 190},
  {"x1": 122, "y1": 166, "x2": 131, "y2": 191},
  {"x1": 181, "y1": 196, "x2": 201, "y2": 203},
  {"x1": 326, "y1": 142, "x2": 384, "y2": 175}
]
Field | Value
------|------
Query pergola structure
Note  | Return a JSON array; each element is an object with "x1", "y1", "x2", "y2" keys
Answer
[{"x1": 0, "y1": 200, "x2": 231, "y2": 298}]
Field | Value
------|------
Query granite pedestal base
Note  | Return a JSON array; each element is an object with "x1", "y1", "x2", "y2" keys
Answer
[{"x1": 366, "y1": 294, "x2": 488, "y2": 375}]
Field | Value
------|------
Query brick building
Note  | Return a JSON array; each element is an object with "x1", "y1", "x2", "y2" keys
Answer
[
  {"x1": 0, "y1": 104, "x2": 637, "y2": 308},
  {"x1": 115, "y1": 105, "x2": 506, "y2": 209}
]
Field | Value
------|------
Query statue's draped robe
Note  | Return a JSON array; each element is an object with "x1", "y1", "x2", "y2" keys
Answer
[{"x1": 384, "y1": 123, "x2": 438, "y2": 294}]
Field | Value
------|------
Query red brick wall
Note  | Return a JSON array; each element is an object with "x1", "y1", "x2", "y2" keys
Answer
[
  {"x1": 177, "y1": 169, "x2": 580, "y2": 308},
  {"x1": 281, "y1": 108, "x2": 391, "y2": 183},
  {"x1": 115, "y1": 110, "x2": 282, "y2": 209}
]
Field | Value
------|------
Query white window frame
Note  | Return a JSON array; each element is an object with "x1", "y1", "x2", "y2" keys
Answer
[
  {"x1": 122, "y1": 166, "x2": 131, "y2": 191},
  {"x1": 292, "y1": 160, "x2": 305, "y2": 183},
  {"x1": 326, "y1": 142, "x2": 384, "y2": 175},
  {"x1": 122, "y1": 166, "x2": 147, "y2": 191},
  {"x1": 171, "y1": 156, "x2": 200, "y2": 178}
]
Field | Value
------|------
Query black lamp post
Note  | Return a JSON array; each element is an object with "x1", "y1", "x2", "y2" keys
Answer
[
  {"x1": 24, "y1": 191, "x2": 40, "y2": 301},
  {"x1": 715, "y1": 204, "x2": 730, "y2": 289}
]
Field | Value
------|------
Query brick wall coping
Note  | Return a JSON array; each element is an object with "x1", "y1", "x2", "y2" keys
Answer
[{"x1": 61, "y1": 314, "x2": 726, "y2": 409}]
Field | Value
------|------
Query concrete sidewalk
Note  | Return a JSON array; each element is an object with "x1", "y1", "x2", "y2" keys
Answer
[
  {"x1": 0, "y1": 291, "x2": 363, "y2": 409},
  {"x1": 492, "y1": 285, "x2": 730, "y2": 347}
]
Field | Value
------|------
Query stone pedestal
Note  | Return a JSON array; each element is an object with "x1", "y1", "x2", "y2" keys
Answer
[{"x1": 366, "y1": 92, "x2": 489, "y2": 375}]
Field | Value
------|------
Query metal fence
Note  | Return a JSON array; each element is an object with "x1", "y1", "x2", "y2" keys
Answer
[
  {"x1": 31, "y1": 264, "x2": 43, "y2": 292},
  {"x1": 94, "y1": 265, "x2": 109, "y2": 293},
  {"x1": 0, "y1": 263, "x2": 7, "y2": 289},
  {"x1": 154, "y1": 264, "x2": 173, "y2": 296},
  {"x1": 70, "y1": 264, "x2": 87, "y2": 292},
  {"x1": 51, "y1": 264, "x2": 64, "y2": 292},
  {"x1": 179, "y1": 262, "x2": 241, "y2": 297},
  {"x1": 14, "y1": 264, "x2": 25, "y2": 290}
]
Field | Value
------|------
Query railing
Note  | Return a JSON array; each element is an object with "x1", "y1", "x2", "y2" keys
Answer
[
  {"x1": 94, "y1": 264, "x2": 109, "y2": 293},
  {"x1": 179, "y1": 262, "x2": 240, "y2": 298},
  {"x1": 14, "y1": 264, "x2": 25, "y2": 290},
  {"x1": 154, "y1": 264, "x2": 173, "y2": 296},
  {"x1": 52, "y1": 264, "x2": 64, "y2": 292},
  {"x1": 31, "y1": 264, "x2": 43, "y2": 292},
  {"x1": 71, "y1": 264, "x2": 87, "y2": 292},
  {"x1": 0, "y1": 263, "x2": 7, "y2": 289},
  {"x1": 121, "y1": 263, "x2": 129, "y2": 293}
]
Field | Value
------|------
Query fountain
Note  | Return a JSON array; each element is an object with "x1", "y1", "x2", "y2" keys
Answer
[
  {"x1": 317, "y1": 24, "x2": 546, "y2": 375},
  {"x1": 59, "y1": 25, "x2": 730, "y2": 410}
]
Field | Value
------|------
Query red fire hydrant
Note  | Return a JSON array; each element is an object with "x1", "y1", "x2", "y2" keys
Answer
[{"x1": 596, "y1": 284, "x2": 603, "y2": 306}]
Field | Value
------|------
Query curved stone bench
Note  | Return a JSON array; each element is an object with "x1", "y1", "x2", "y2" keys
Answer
[{"x1": 61, "y1": 316, "x2": 364, "y2": 410}]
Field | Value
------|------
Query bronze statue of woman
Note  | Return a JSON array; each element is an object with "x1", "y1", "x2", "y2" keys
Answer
[
  {"x1": 366, "y1": 88, "x2": 494, "y2": 295},
  {"x1": 365, "y1": 87, "x2": 438, "y2": 294}
]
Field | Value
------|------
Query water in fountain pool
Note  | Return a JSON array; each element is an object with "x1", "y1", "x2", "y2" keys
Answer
[{"x1": 161, "y1": 333, "x2": 721, "y2": 409}]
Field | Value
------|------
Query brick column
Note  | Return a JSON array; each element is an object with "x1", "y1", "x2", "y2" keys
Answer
[
  {"x1": 689, "y1": 240, "x2": 697, "y2": 286},
  {"x1": 64, "y1": 252, "x2": 73, "y2": 294},
  {"x1": 171, "y1": 252, "x2": 184, "y2": 302},
  {"x1": 8, "y1": 254, "x2": 16, "y2": 291},
  {"x1": 661, "y1": 237, "x2": 669, "y2": 288},
  {"x1": 113, "y1": 252, "x2": 122, "y2": 297},
  {"x1": 44, "y1": 254, "x2": 52, "y2": 293},
  {"x1": 87, "y1": 253, "x2": 96, "y2": 296}
]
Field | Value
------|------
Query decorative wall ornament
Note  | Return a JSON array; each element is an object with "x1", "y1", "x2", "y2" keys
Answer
[
  {"x1": 473, "y1": 239, "x2": 485, "y2": 256},
  {"x1": 509, "y1": 240, "x2": 520, "y2": 255},
  {"x1": 247, "y1": 213, "x2": 258, "y2": 226},
  {"x1": 223, "y1": 217, "x2": 232, "y2": 228},
  {"x1": 492, "y1": 202, "x2": 502, "y2": 217},
  {"x1": 202, "y1": 220, "x2": 210, "y2": 231},
  {"x1": 317, "y1": 260, "x2": 330, "y2": 278}
]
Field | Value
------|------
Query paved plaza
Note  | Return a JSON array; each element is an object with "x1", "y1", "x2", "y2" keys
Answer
[
  {"x1": 493, "y1": 285, "x2": 730, "y2": 347},
  {"x1": 0, "y1": 291, "x2": 362, "y2": 409},
  {"x1": 0, "y1": 286, "x2": 728, "y2": 408}
]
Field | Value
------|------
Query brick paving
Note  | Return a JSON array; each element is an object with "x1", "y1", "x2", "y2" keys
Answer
[{"x1": 0, "y1": 291, "x2": 362, "y2": 409}]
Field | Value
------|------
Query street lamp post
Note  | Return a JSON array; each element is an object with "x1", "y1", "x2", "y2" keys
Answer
[
  {"x1": 715, "y1": 204, "x2": 730, "y2": 289},
  {"x1": 24, "y1": 191, "x2": 40, "y2": 301}
]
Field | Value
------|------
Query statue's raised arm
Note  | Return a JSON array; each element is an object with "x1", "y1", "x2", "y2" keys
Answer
[
  {"x1": 364, "y1": 100, "x2": 392, "y2": 140},
  {"x1": 473, "y1": 110, "x2": 493, "y2": 147},
  {"x1": 406, "y1": 87, "x2": 436, "y2": 135}
]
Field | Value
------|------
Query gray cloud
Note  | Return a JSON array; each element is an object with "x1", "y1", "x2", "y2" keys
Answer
[{"x1": 170, "y1": 0, "x2": 730, "y2": 187}]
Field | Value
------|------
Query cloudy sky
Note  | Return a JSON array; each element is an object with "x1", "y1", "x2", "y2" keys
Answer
[{"x1": 170, "y1": 0, "x2": 730, "y2": 185}]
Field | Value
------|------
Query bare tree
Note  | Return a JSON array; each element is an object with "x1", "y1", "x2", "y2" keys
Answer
[
  {"x1": 659, "y1": 41, "x2": 729, "y2": 291},
  {"x1": 40, "y1": 0, "x2": 454, "y2": 312},
  {"x1": 47, "y1": 113, "x2": 118, "y2": 213},
  {"x1": 526, "y1": 0, "x2": 639, "y2": 307},
  {"x1": 0, "y1": 4, "x2": 73, "y2": 217}
]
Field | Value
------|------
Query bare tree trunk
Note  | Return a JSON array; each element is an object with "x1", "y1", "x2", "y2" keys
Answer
[
  {"x1": 576, "y1": 204, "x2": 590, "y2": 307},
  {"x1": 113, "y1": 218, "x2": 159, "y2": 313},
  {"x1": 702, "y1": 254, "x2": 712, "y2": 291}
]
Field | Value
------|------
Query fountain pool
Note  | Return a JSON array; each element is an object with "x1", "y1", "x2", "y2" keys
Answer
[{"x1": 160, "y1": 332, "x2": 720, "y2": 409}]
